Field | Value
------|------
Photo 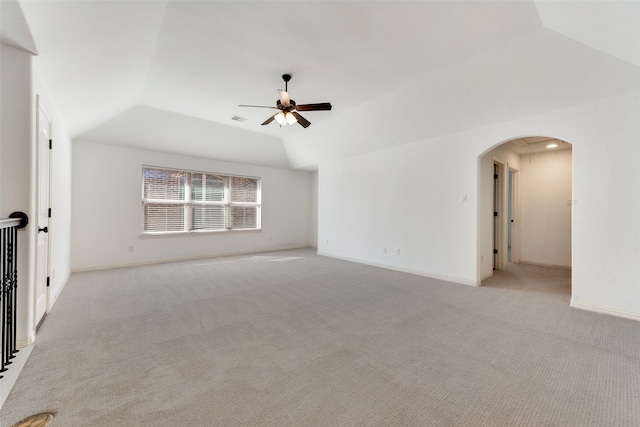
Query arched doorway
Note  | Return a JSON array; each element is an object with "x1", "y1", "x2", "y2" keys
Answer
[{"x1": 478, "y1": 136, "x2": 573, "y2": 296}]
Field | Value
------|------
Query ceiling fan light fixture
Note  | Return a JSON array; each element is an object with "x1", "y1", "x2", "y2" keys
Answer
[
  {"x1": 274, "y1": 111, "x2": 297, "y2": 126},
  {"x1": 239, "y1": 74, "x2": 330, "y2": 128}
]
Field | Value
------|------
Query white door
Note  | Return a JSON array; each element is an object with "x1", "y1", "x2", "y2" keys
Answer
[{"x1": 35, "y1": 98, "x2": 51, "y2": 327}]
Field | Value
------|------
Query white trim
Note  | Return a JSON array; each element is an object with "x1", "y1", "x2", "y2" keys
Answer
[
  {"x1": 518, "y1": 260, "x2": 572, "y2": 270},
  {"x1": 16, "y1": 334, "x2": 35, "y2": 348},
  {"x1": 139, "y1": 228, "x2": 262, "y2": 238},
  {"x1": 71, "y1": 245, "x2": 310, "y2": 272},
  {"x1": 571, "y1": 299, "x2": 640, "y2": 322},
  {"x1": 317, "y1": 251, "x2": 480, "y2": 287}
]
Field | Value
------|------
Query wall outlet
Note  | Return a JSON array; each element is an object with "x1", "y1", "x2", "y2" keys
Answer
[
  {"x1": 395, "y1": 248, "x2": 401, "y2": 256},
  {"x1": 383, "y1": 246, "x2": 387, "y2": 254},
  {"x1": 127, "y1": 245, "x2": 134, "y2": 252}
]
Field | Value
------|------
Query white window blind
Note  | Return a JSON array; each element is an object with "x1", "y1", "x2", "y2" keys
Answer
[{"x1": 141, "y1": 167, "x2": 261, "y2": 234}]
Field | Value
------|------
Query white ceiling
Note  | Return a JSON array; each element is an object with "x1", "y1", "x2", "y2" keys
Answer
[
  {"x1": 4, "y1": 1, "x2": 640, "y2": 169},
  {"x1": 510, "y1": 137, "x2": 571, "y2": 155}
]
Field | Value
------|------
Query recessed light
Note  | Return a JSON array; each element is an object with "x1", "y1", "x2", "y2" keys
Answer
[
  {"x1": 231, "y1": 115, "x2": 247, "y2": 122},
  {"x1": 546, "y1": 143, "x2": 558, "y2": 148}
]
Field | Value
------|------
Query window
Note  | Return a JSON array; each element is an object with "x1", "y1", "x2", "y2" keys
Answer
[{"x1": 141, "y1": 167, "x2": 261, "y2": 234}]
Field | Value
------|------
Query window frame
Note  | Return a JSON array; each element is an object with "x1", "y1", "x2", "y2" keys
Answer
[{"x1": 141, "y1": 166, "x2": 261, "y2": 236}]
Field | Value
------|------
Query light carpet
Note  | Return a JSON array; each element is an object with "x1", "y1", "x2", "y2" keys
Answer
[{"x1": 1, "y1": 248, "x2": 639, "y2": 426}]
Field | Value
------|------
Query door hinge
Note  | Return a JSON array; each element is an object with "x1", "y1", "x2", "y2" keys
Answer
[
  {"x1": 49, "y1": 139, "x2": 52, "y2": 149},
  {"x1": 493, "y1": 212, "x2": 498, "y2": 217},
  {"x1": 48, "y1": 208, "x2": 52, "y2": 218},
  {"x1": 493, "y1": 249, "x2": 498, "y2": 254},
  {"x1": 46, "y1": 276, "x2": 50, "y2": 287},
  {"x1": 494, "y1": 173, "x2": 498, "y2": 179}
]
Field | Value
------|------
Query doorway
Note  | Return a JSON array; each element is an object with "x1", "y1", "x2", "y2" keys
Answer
[{"x1": 480, "y1": 136, "x2": 572, "y2": 286}]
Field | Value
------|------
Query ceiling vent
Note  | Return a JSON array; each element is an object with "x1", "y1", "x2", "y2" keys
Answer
[{"x1": 231, "y1": 115, "x2": 248, "y2": 122}]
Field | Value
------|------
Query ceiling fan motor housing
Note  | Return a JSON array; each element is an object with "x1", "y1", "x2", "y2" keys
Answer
[
  {"x1": 277, "y1": 98, "x2": 296, "y2": 111},
  {"x1": 239, "y1": 73, "x2": 331, "y2": 128}
]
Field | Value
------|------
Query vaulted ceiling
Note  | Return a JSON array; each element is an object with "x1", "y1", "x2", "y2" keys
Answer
[{"x1": 3, "y1": 1, "x2": 640, "y2": 169}]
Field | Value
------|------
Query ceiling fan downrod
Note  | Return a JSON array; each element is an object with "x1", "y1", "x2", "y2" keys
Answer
[{"x1": 282, "y1": 73, "x2": 291, "y2": 92}]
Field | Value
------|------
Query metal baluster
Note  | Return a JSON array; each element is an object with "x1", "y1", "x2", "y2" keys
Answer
[
  {"x1": 0, "y1": 213, "x2": 27, "y2": 380},
  {"x1": 1, "y1": 227, "x2": 7, "y2": 376},
  {"x1": 11, "y1": 226, "x2": 19, "y2": 359}
]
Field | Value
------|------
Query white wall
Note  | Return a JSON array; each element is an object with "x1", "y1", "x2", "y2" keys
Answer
[
  {"x1": 32, "y1": 59, "x2": 73, "y2": 308},
  {"x1": 1, "y1": 42, "x2": 35, "y2": 343},
  {"x1": 519, "y1": 148, "x2": 572, "y2": 267},
  {"x1": 319, "y1": 137, "x2": 478, "y2": 286},
  {"x1": 71, "y1": 141, "x2": 312, "y2": 270},
  {"x1": 319, "y1": 89, "x2": 640, "y2": 320},
  {"x1": 0, "y1": 44, "x2": 74, "y2": 347}
]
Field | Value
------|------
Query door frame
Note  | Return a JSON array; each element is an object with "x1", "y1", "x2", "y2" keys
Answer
[
  {"x1": 35, "y1": 95, "x2": 52, "y2": 329},
  {"x1": 508, "y1": 165, "x2": 521, "y2": 264},
  {"x1": 493, "y1": 159, "x2": 505, "y2": 270},
  {"x1": 493, "y1": 158, "x2": 520, "y2": 271}
]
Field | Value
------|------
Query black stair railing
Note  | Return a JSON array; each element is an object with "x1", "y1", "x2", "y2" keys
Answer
[{"x1": 0, "y1": 212, "x2": 28, "y2": 380}]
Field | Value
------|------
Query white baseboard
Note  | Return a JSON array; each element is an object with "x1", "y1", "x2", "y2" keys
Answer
[
  {"x1": 317, "y1": 251, "x2": 479, "y2": 287},
  {"x1": 518, "y1": 260, "x2": 572, "y2": 270},
  {"x1": 71, "y1": 245, "x2": 311, "y2": 272},
  {"x1": 571, "y1": 299, "x2": 640, "y2": 322},
  {"x1": 16, "y1": 334, "x2": 35, "y2": 348}
]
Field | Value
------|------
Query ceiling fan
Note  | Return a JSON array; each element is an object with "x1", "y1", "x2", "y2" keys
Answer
[{"x1": 239, "y1": 74, "x2": 332, "y2": 128}]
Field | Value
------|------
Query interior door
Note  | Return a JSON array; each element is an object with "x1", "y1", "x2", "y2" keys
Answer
[{"x1": 35, "y1": 98, "x2": 51, "y2": 327}]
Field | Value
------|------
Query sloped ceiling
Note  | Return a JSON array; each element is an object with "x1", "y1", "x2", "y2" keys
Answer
[
  {"x1": 0, "y1": 0, "x2": 37, "y2": 53},
  {"x1": 10, "y1": 1, "x2": 640, "y2": 169}
]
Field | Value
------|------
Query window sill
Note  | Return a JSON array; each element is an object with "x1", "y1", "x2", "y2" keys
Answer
[{"x1": 139, "y1": 228, "x2": 262, "y2": 238}]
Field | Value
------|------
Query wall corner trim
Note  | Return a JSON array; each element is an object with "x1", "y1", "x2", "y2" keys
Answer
[{"x1": 570, "y1": 299, "x2": 640, "y2": 322}]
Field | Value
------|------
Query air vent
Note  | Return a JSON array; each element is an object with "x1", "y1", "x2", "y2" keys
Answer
[{"x1": 231, "y1": 115, "x2": 248, "y2": 122}]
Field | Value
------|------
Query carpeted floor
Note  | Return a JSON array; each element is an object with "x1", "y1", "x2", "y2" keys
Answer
[{"x1": 1, "y1": 248, "x2": 639, "y2": 426}]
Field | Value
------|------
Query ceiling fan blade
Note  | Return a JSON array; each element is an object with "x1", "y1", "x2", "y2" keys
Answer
[
  {"x1": 291, "y1": 111, "x2": 311, "y2": 128},
  {"x1": 296, "y1": 102, "x2": 332, "y2": 111},
  {"x1": 238, "y1": 104, "x2": 278, "y2": 109},
  {"x1": 279, "y1": 90, "x2": 291, "y2": 107},
  {"x1": 261, "y1": 114, "x2": 276, "y2": 126}
]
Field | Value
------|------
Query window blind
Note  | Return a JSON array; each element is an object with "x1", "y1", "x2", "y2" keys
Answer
[{"x1": 141, "y1": 167, "x2": 261, "y2": 234}]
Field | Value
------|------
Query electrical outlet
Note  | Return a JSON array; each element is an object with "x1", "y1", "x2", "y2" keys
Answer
[
  {"x1": 128, "y1": 245, "x2": 134, "y2": 252},
  {"x1": 395, "y1": 248, "x2": 401, "y2": 256},
  {"x1": 383, "y1": 246, "x2": 387, "y2": 254}
]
